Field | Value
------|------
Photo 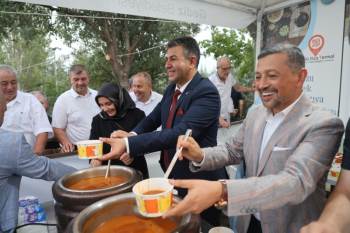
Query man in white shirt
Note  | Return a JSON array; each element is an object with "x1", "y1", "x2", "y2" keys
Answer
[
  {"x1": 209, "y1": 57, "x2": 254, "y2": 128},
  {"x1": 129, "y1": 71, "x2": 162, "y2": 116},
  {"x1": 0, "y1": 65, "x2": 52, "y2": 155},
  {"x1": 52, "y1": 64, "x2": 99, "y2": 152}
]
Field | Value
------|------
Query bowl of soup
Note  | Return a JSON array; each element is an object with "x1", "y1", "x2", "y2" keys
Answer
[
  {"x1": 132, "y1": 178, "x2": 173, "y2": 217},
  {"x1": 52, "y1": 166, "x2": 142, "y2": 231},
  {"x1": 69, "y1": 192, "x2": 200, "y2": 233},
  {"x1": 76, "y1": 140, "x2": 103, "y2": 159}
]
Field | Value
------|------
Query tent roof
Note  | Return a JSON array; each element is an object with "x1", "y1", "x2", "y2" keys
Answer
[{"x1": 12, "y1": 0, "x2": 307, "y2": 28}]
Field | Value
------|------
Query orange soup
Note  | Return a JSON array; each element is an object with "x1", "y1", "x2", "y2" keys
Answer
[
  {"x1": 143, "y1": 189, "x2": 165, "y2": 195},
  {"x1": 66, "y1": 176, "x2": 127, "y2": 190},
  {"x1": 92, "y1": 215, "x2": 177, "y2": 233}
]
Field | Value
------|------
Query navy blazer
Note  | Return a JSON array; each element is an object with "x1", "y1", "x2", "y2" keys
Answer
[{"x1": 129, "y1": 72, "x2": 227, "y2": 187}]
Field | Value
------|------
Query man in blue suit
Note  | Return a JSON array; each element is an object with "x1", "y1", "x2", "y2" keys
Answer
[{"x1": 101, "y1": 36, "x2": 227, "y2": 228}]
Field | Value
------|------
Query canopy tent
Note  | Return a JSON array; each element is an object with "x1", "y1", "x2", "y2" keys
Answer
[{"x1": 11, "y1": 0, "x2": 308, "y2": 29}]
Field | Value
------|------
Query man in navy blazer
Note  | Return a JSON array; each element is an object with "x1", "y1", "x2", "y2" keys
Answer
[{"x1": 100, "y1": 36, "x2": 227, "y2": 227}]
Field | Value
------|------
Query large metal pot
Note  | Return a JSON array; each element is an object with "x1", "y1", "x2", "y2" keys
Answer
[
  {"x1": 68, "y1": 192, "x2": 200, "y2": 233},
  {"x1": 52, "y1": 166, "x2": 142, "y2": 232}
]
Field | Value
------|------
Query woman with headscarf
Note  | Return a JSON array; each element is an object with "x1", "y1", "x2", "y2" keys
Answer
[{"x1": 89, "y1": 83, "x2": 149, "y2": 178}]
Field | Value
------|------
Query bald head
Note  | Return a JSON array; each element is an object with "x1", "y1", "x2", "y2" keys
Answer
[
  {"x1": 216, "y1": 57, "x2": 232, "y2": 81},
  {"x1": 131, "y1": 72, "x2": 153, "y2": 102}
]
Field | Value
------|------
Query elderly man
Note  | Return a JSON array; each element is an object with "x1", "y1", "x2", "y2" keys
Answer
[
  {"x1": 52, "y1": 64, "x2": 100, "y2": 152},
  {"x1": 0, "y1": 65, "x2": 52, "y2": 155},
  {"x1": 162, "y1": 44, "x2": 344, "y2": 233},
  {"x1": 0, "y1": 86, "x2": 76, "y2": 233},
  {"x1": 209, "y1": 57, "x2": 254, "y2": 128},
  {"x1": 31, "y1": 90, "x2": 51, "y2": 122},
  {"x1": 129, "y1": 71, "x2": 162, "y2": 116}
]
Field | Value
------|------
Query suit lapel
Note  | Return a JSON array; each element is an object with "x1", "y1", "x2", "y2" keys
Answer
[
  {"x1": 251, "y1": 108, "x2": 268, "y2": 176},
  {"x1": 256, "y1": 95, "x2": 313, "y2": 176},
  {"x1": 175, "y1": 72, "x2": 201, "y2": 109}
]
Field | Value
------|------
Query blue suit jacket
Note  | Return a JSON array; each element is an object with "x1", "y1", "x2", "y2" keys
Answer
[{"x1": 129, "y1": 72, "x2": 227, "y2": 187}]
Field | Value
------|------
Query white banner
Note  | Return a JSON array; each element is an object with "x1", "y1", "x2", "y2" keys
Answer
[{"x1": 261, "y1": 0, "x2": 346, "y2": 116}]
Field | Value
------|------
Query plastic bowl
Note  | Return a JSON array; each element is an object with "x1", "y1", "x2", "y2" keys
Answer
[
  {"x1": 76, "y1": 140, "x2": 103, "y2": 159},
  {"x1": 132, "y1": 178, "x2": 173, "y2": 217}
]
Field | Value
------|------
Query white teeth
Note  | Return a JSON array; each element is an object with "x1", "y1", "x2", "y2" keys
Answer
[{"x1": 262, "y1": 92, "x2": 273, "y2": 96}]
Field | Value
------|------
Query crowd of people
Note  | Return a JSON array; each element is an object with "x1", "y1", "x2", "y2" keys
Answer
[{"x1": 0, "y1": 36, "x2": 349, "y2": 233}]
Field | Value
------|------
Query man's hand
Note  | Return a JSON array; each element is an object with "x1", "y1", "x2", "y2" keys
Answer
[
  {"x1": 110, "y1": 130, "x2": 133, "y2": 138},
  {"x1": 177, "y1": 136, "x2": 204, "y2": 163},
  {"x1": 98, "y1": 137, "x2": 126, "y2": 160},
  {"x1": 60, "y1": 141, "x2": 75, "y2": 153},
  {"x1": 90, "y1": 159, "x2": 102, "y2": 167},
  {"x1": 163, "y1": 179, "x2": 222, "y2": 218},
  {"x1": 300, "y1": 221, "x2": 340, "y2": 233},
  {"x1": 219, "y1": 117, "x2": 230, "y2": 128},
  {"x1": 120, "y1": 152, "x2": 134, "y2": 165}
]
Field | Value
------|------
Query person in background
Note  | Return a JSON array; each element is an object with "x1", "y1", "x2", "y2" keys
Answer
[
  {"x1": 0, "y1": 85, "x2": 76, "y2": 233},
  {"x1": 209, "y1": 57, "x2": 254, "y2": 128},
  {"x1": 99, "y1": 36, "x2": 228, "y2": 230},
  {"x1": 52, "y1": 64, "x2": 100, "y2": 152},
  {"x1": 31, "y1": 90, "x2": 51, "y2": 122},
  {"x1": 162, "y1": 44, "x2": 344, "y2": 233},
  {"x1": 89, "y1": 83, "x2": 149, "y2": 179},
  {"x1": 129, "y1": 71, "x2": 163, "y2": 116},
  {"x1": 0, "y1": 65, "x2": 52, "y2": 155},
  {"x1": 300, "y1": 118, "x2": 350, "y2": 233}
]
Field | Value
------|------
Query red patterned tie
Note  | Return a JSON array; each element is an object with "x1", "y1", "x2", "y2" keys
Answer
[{"x1": 163, "y1": 89, "x2": 182, "y2": 169}]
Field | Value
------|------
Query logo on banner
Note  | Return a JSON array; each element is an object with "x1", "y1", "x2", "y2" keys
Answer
[{"x1": 308, "y1": 35, "x2": 325, "y2": 56}]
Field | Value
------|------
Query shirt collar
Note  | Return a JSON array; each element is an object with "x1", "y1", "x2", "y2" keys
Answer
[
  {"x1": 175, "y1": 79, "x2": 191, "y2": 93},
  {"x1": 69, "y1": 88, "x2": 92, "y2": 98},
  {"x1": 7, "y1": 91, "x2": 23, "y2": 107},
  {"x1": 266, "y1": 93, "x2": 303, "y2": 120}
]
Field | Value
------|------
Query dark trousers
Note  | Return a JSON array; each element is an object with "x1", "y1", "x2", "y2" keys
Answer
[{"x1": 247, "y1": 215, "x2": 262, "y2": 233}]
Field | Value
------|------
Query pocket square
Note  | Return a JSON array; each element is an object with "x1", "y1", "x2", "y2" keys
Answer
[
  {"x1": 176, "y1": 108, "x2": 185, "y2": 116},
  {"x1": 273, "y1": 146, "x2": 292, "y2": 151}
]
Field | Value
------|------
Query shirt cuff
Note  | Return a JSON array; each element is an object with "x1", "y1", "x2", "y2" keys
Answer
[
  {"x1": 124, "y1": 138, "x2": 130, "y2": 154},
  {"x1": 192, "y1": 150, "x2": 206, "y2": 167},
  {"x1": 130, "y1": 131, "x2": 137, "y2": 136}
]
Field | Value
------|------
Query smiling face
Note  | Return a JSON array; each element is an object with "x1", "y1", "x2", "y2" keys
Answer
[
  {"x1": 97, "y1": 96, "x2": 117, "y2": 117},
  {"x1": 132, "y1": 75, "x2": 152, "y2": 103},
  {"x1": 255, "y1": 52, "x2": 307, "y2": 114},
  {"x1": 165, "y1": 45, "x2": 196, "y2": 86},
  {"x1": 0, "y1": 69, "x2": 18, "y2": 102}
]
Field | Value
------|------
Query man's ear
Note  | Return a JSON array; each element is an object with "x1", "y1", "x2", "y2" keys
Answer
[{"x1": 297, "y1": 68, "x2": 308, "y2": 87}]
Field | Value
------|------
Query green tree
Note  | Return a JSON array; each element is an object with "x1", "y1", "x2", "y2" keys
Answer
[
  {"x1": 200, "y1": 27, "x2": 255, "y2": 85},
  {"x1": 53, "y1": 8, "x2": 200, "y2": 89}
]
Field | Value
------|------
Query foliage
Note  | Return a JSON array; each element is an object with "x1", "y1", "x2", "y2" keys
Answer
[
  {"x1": 52, "y1": 8, "x2": 200, "y2": 90},
  {"x1": 200, "y1": 27, "x2": 256, "y2": 111}
]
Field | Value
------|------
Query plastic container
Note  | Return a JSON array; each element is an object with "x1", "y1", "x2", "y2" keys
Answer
[
  {"x1": 76, "y1": 140, "x2": 102, "y2": 159},
  {"x1": 132, "y1": 178, "x2": 173, "y2": 217}
]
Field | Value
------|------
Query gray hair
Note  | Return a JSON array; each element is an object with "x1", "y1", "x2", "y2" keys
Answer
[
  {"x1": 258, "y1": 43, "x2": 305, "y2": 73},
  {"x1": 216, "y1": 56, "x2": 231, "y2": 68},
  {"x1": 0, "y1": 64, "x2": 17, "y2": 78},
  {"x1": 31, "y1": 90, "x2": 47, "y2": 99},
  {"x1": 131, "y1": 71, "x2": 152, "y2": 87}
]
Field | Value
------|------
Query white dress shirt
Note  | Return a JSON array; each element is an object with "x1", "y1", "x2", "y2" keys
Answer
[
  {"x1": 1, "y1": 91, "x2": 52, "y2": 147},
  {"x1": 254, "y1": 93, "x2": 303, "y2": 220},
  {"x1": 129, "y1": 91, "x2": 163, "y2": 116},
  {"x1": 209, "y1": 72, "x2": 236, "y2": 120},
  {"x1": 52, "y1": 88, "x2": 100, "y2": 144}
]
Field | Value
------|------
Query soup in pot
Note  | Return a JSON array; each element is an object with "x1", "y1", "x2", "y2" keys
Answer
[
  {"x1": 92, "y1": 215, "x2": 177, "y2": 233},
  {"x1": 66, "y1": 176, "x2": 127, "y2": 190}
]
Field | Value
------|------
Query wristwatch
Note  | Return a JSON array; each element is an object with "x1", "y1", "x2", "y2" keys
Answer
[{"x1": 215, "y1": 179, "x2": 228, "y2": 209}]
